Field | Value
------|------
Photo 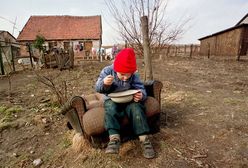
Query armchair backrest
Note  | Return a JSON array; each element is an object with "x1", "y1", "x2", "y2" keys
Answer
[
  {"x1": 82, "y1": 80, "x2": 163, "y2": 110},
  {"x1": 144, "y1": 80, "x2": 163, "y2": 107}
]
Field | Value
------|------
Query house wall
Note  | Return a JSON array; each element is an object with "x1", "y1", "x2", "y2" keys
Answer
[
  {"x1": 239, "y1": 27, "x2": 248, "y2": 56},
  {"x1": 200, "y1": 27, "x2": 242, "y2": 57},
  {"x1": 19, "y1": 44, "x2": 30, "y2": 57},
  {"x1": 72, "y1": 40, "x2": 100, "y2": 61},
  {"x1": 19, "y1": 39, "x2": 100, "y2": 60},
  {"x1": 18, "y1": 42, "x2": 40, "y2": 58}
]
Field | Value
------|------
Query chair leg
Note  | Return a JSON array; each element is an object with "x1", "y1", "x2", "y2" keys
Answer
[
  {"x1": 90, "y1": 133, "x2": 109, "y2": 149},
  {"x1": 148, "y1": 113, "x2": 161, "y2": 134}
]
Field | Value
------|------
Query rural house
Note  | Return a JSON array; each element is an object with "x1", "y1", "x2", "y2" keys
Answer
[
  {"x1": 17, "y1": 15, "x2": 102, "y2": 62},
  {"x1": 199, "y1": 13, "x2": 248, "y2": 60}
]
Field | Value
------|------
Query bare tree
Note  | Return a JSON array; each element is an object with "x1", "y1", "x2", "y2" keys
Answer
[{"x1": 105, "y1": 0, "x2": 189, "y2": 56}]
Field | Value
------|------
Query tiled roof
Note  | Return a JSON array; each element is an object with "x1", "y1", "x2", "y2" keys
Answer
[{"x1": 17, "y1": 15, "x2": 101, "y2": 41}]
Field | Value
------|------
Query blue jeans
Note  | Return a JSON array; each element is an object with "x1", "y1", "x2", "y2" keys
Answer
[{"x1": 104, "y1": 99, "x2": 150, "y2": 136}]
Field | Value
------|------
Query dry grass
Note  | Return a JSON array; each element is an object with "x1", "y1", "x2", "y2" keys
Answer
[{"x1": 1, "y1": 57, "x2": 248, "y2": 167}]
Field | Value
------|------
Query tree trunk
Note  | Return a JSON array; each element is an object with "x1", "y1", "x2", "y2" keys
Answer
[{"x1": 141, "y1": 16, "x2": 153, "y2": 81}]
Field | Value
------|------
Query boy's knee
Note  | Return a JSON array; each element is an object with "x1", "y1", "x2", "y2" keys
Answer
[
  {"x1": 104, "y1": 99, "x2": 116, "y2": 107},
  {"x1": 129, "y1": 102, "x2": 144, "y2": 110},
  {"x1": 128, "y1": 102, "x2": 145, "y2": 115},
  {"x1": 104, "y1": 99, "x2": 118, "y2": 115}
]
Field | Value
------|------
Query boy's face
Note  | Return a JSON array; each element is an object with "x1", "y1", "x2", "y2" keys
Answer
[{"x1": 116, "y1": 72, "x2": 132, "y2": 81}]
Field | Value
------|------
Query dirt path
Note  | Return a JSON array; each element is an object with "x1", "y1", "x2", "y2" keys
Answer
[{"x1": 0, "y1": 57, "x2": 248, "y2": 167}]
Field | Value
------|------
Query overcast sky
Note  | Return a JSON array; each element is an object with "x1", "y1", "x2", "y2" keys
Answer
[{"x1": 0, "y1": 0, "x2": 247, "y2": 45}]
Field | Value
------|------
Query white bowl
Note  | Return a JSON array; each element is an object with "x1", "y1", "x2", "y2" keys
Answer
[
  {"x1": 108, "y1": 89, "x2": 139, "y2": 103},
  {"x1": 110, "y1": 95, "x2": 134, "y2": 103}
]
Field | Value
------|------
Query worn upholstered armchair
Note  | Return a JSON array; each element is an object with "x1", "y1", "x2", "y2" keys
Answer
[{"x1": 61, "y1": 80, "x2": 163, "y2": 148}]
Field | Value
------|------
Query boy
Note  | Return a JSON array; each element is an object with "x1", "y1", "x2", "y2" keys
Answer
[{"x1": 95, "y1": 48, "x2": 155, "y2": 159}]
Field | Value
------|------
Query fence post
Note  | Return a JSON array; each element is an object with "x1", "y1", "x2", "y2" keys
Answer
[
  {"x1": 69, "y1": 45, "x2": 74, "y2": 68},
  {"x1": 190, "y1": 44, "x2": 193, "y2": 58},
  {"x1": 98, "y1": 38, "x2": 102, "y2": 62},
  {"x1": 10, "y1": 45, "x2": 15, "y2": 72},
  {"x1": 166, "y1": 45, "x2": 170, "y2": 56},
  {"x1": 184, "y1": 45, "x2": 186, "y2": 55},
  {"x1": 0, "y1": 43, "x2": 5, "y2": 75},
  {"x1": 175, "y1": 46, "x2": 177, "y2": 56},
  {"x1": 27, "y1": 43, "x2": 34, "y2": 68}
]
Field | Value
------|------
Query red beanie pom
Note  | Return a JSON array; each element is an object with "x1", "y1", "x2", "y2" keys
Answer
[{"x1": 113, "y1": 48, "x2": 137, "y2": 73}]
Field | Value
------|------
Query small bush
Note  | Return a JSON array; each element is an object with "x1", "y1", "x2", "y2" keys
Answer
[
  {"x1": 0, "y1": 106, "x2": 8, "y2": 113},
  {"x1": 0, "y1": 106, "x2": 23, "y2": 123}
]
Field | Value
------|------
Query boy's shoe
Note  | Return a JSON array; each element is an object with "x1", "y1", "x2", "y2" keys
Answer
[
  {"x1": 105, "y1": 139, "x2": 120, "y2": 154},
  {"x1": 141, "y1": 138, "x2": 155, "y2": 159}
]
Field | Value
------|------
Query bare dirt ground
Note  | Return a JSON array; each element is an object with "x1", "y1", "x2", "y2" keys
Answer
[{"x1": 0, "y1": 55, "x2": 248, "y2": 168}]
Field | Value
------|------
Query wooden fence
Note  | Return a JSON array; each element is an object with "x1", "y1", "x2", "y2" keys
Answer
[{"x1": 151, "y1": 44, "x2": 200, "y2": 59}]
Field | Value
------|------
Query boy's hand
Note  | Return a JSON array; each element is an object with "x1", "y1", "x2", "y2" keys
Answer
[
  {"x1": 103, "y1": 75, "x2": 114, "y2": 85},
  {"x1": 133, "y1": 90, "x2": 143, "y2": 102}
]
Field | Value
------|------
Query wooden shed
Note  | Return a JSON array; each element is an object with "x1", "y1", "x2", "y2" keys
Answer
[
  {"x1": 199, "y1": 13, "x2": 248, "y2": 60},
  {"x1": 0, "y1": 31, "x2": 19, "y2": 63},
  {"x1": 0, "y1": 31, "x2": 20, "y2": 74}
]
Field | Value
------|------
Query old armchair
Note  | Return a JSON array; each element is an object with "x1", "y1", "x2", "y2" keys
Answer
[{"x1": 61, "y1": 80, "x2": 163, "y2": 148}]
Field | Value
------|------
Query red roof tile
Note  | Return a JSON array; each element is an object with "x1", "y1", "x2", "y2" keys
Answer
[{"x1": 17, "y1": 15, "x2": 101, "y2": 41}]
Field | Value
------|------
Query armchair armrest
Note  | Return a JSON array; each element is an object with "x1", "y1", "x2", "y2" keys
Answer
[{"x1": 144, "y1": 80, "x2": 163, "y2": 107}]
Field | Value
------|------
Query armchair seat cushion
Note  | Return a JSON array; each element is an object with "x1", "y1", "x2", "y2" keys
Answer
[
  {"x1": 83, "y1": 107, "x2": 105, "y2": 136},
  {"x1": 83, "y1": 93, "x2": 104, "y2": 109}
]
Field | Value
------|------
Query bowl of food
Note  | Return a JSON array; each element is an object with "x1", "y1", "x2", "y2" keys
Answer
[{"x1": 108, "y1": 90, "x2": 139, "y2": 103}]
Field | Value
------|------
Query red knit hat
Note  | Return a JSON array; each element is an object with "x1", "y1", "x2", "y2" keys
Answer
[{"x1": 113, "y1": 48, "x2": 137, "y2": 73}]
